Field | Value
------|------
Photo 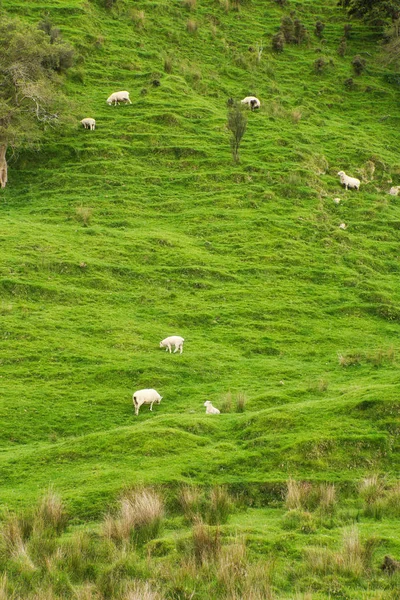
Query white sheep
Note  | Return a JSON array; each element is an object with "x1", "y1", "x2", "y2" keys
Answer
[
  {"x1": 106, "y1": 91, "x2": 132, "y2": 106},
  {"x1": 337, "y1": 171, "x2": 360, "y2": 190},
  {"x1": 81, "y1": 118, "x2": 96, "y2": 130},
  {"x1": 389, "y1": 186, "x2": 400, "y2": 196},
  {"x1": 241, "y1": 96, "x2": 261, "y2": 110},
  {"x1": 204, "y1": 401, "x2": 220, "y2": 415},
  {"x1": 339, "y1": 223, "x2": 348, "y2": 230},
  {"x1": 132, "y1": 388, "x2": 162, "y2": 416},
  {"x1": 333, "y1": 197, "x2": 341, "y2": 205},
  {"x1": 159, "y1": 336, "x2": 184, "y2": 354}
]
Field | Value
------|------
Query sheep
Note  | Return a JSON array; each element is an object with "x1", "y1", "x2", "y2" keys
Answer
[
  {"x1": 81, "y1": 118, "x2": 96, "y2": 130},
  {"x1": 333, "y1": 197, "x2": 341, "y2": 205},
  {"x1": 241, "y1": 96, "x2": 261, "y2": 110},
  {"x1": 159, "y1": 336, "x2": 184, "y2": 354},
  {"x1": 132, "y1": 388, "x2": 162, "y2": 416},
  {"x1": 204, "y1": 401, "x2": 220, "y2": 415},
  {"x1": 389, "y1": 186, "x2": 400, "y2": 196},
  {"x1": 106, "y1": 91, "x2": 132, "y2": 106},
  {"x1": 337, "y1": 170, "x2": 360, "y2": 190},
  {"x1": 339, "y1": 223, "x2": 348, "y2": 230}
]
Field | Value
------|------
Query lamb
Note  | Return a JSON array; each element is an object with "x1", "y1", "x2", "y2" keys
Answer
[
  {"x1": 159, "y1": 336, "x2": 184, "y2": 354},
  {"x1": 204, "y1": 401, "x2": 220, "y2": 415},
  {"x1": 81, "y1": 118, "x2": 96, "y2": 130},
  {"x1": 241, "y1": 96, "x2": 261, "y2": 110},
  {"x1": 337, "y1": 170, "x2": 360, "y2": 190},
  {"x1": 132, "y1": 388, "x2": 162, "y2": 416},
  {"x1": 106, "y1": 91, "x2": 132, "y2": 106}
]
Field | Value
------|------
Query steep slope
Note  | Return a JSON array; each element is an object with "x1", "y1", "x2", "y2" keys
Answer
[{"x1": 0, "y1": 0, "x2": 400, "y2": 516}]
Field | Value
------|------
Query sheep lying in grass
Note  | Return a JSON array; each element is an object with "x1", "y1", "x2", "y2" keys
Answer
[
  {"x1": 389, "y1": 186, "x2": 400, "y2": 196},
  {"x1": 241, "y1": 96, "x2": 261, "y2": 110},
  {"x1": 160, "y1": 336, "x2": 184, "y2": 354},
  {"x1": 337, "y1": 170, "x2": 360, "y2": 190},
  {"x1": 339, "y1": 223, "x2": 347, "y2": 230},
  {"x1": 133, "y1": 389, "x2": 162, "y2": 416},
  {"x1": 81, "y1": 118, "x2": 96, "y2": 130},
  {"x1": 204, "y1": 401, "x2": 220, "y2": 415},
  {"x1": 106, "y1": 91, "x2": 132, "y2": 106}
]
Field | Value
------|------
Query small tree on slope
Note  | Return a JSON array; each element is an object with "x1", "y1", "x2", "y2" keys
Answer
[
  {"x1": 0, "y1": 14, "x2": 73, "y2": 188},
  {"x1": 227, "y1": 102, "x2": 247, "y2": 164}
]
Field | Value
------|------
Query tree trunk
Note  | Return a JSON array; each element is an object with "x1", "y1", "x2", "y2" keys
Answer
[{"x1": 0, "y1": 145, "x2": 8, "y2": 189}]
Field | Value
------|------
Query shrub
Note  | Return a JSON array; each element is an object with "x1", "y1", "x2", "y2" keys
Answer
[
  {"x1": 272, "y1": 32, "x2": 285, "y2": 52},
  {"x1": 315, "y1": 21, "x2": 325, "y2": 38},
  {"x1": 352, "y1": 55, "x2": 366, "y2": 75},
  {"x1": 227, "y1": 102, "x2": 247, "y2": 163},
  {"x1": 343, "y1": 23, "x2": 352, "y2": 39},
  {"x1": 186, "y1": 19, "x2": 198, "y2": 33},
  {"x1": 344, "y1": 77, "x2": 355, "y2": 89},
  {"x1": 314, "y1": 57, "x2": 327, "y2": 73},
  {"x1": 183, "y1": 0, "x2": 196, "y2": 9},
  {"x1": 294, "y1": 19, "x2": 307, "y2": 44},
  {"x1": 280, "y1": 16, "x2": 295, "y2": 42},
  {"x1": 338, "y1": 37, "x2": 347, "y2": 56}
]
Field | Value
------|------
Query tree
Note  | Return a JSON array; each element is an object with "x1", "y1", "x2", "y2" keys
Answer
[
  {"x1": 338, "y1": 0, "x2": 400, "y2": 30},
  {"x1": 227, "y1": 102, "x2": 247, "y2": 163},
  {"x1": 0, "y1": 14, "x2": 74, "y2": 188}
]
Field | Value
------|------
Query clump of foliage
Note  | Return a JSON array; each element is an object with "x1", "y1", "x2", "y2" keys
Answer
[
  {"x1": 352, "y1": 54, "x2": 367, "y2": 74},
  {"x1": 227, "y1": 101, "x2": 247, "y2": 163},
  {"x1": 315, "y1": 20, "x2": 326, "y2": 37},
  {"x1": 338, "y1": 37, "x2": 347, "y2": 55},
  {"x1": 314, "y1": 57, "x2": 327, "y2": 73},
  {"x1": 272, "y1": 31, "x2": 285, "y2": 51},
  {"x1": 0, "y1": 14, "x2": 73, "y2": 188}
]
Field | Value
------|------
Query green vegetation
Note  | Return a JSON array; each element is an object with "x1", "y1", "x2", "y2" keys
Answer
[{"x1": 1, "y1": 0, "x2": 400, "y2": 596}]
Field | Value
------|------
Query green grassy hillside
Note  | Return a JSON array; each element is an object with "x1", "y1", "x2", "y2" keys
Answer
[{"x1": 1, "y1": 0, "x2": 400, "y2": 523}]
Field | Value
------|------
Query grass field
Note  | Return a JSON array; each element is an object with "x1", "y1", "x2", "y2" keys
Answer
[{"x1": 1, "y1": 0, "x2": 400, "y2": 596}]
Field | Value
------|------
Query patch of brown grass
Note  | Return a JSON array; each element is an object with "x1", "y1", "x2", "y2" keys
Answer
[{"x1": 186, "y1": 19, "x2": 198, "y2": 33}]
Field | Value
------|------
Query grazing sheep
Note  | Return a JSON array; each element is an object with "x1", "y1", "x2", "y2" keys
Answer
[
  {"x1": 133, "y1": 388, "x2": 162, "y2": 416},
  {"x1": 160, "y1": 336, "x2": 184, "y2": 354},
  {"x1": 106, "y1": 91, "x2": 132, "y2": 106},
  {"x1": 204, "y1": 401, "x2": 220, "y2": 415},
  {"x1": 241, "y1": 96, "x2": 261, "y2": 110},
  {"x1": 339, "y1": 223, "x2": 347, "y2": 230},
  {"x1": 337, "y1": 170, "x2": 360, "y2": 190},
  {"x1": 389, "y1": 186, "x2": 400, "y2": 196},
  {"x1": 81, "y1": 118, "x2": 96, "y2": 130},
  {"x1": 333, "y1": 197, "x2": 341, "y2": 205}
]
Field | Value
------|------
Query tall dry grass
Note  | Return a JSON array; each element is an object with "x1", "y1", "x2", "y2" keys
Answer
[
  {"x1": 35, "y1": 488, "x2": 67, "y2": 534},
  {"x1": 103, "y1": 488, "x2": 164, "y2": 544},
  {"x1": 0, "y1": 513, "x2": 35, "y2": 570},
  {"x1": 208, "y1": 486, "x2": 233, "y2": 524},
  {"x1": 217, "y1": 537, "x2": 247, "y2": 593},
  {"x1": 285, "y1": 479, "x2": 313, "y2": 510},
  {"x1": 124, "y1": 580, "x2": 163, "y2": 600},
  {"x1": 192, "y1": 519, "x2": 221, "y2": 565},
  {"x1": 179, "y1": 485, "x2": 202, "y2": 522}
]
